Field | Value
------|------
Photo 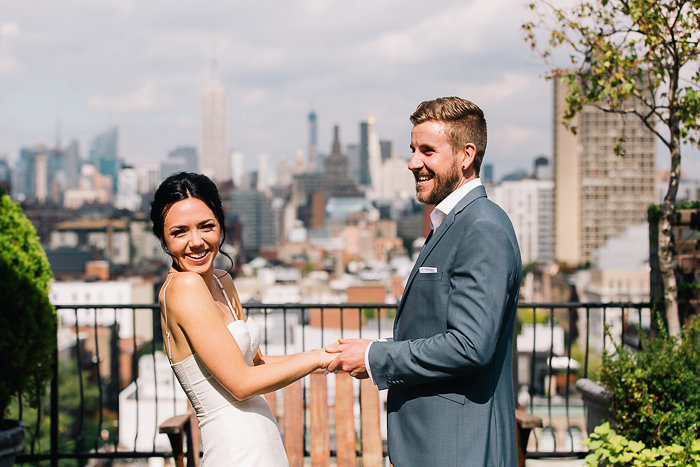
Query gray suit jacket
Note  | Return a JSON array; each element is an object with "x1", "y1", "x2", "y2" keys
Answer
[{"x1": 368, "y1": 186, "x2": 521, "y2": 467}]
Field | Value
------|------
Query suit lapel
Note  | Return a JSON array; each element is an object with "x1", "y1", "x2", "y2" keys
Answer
[{"x1": 393, "y1": 186, "x2": 488, "y2": 331}]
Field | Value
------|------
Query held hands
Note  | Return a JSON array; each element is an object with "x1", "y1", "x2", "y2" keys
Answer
[
  {"x1": 323, "y1": 338, "x2": 373, "y2": 379},
  {"x1": 313, "y1": 348, "x2": 337, "y2": 370}
]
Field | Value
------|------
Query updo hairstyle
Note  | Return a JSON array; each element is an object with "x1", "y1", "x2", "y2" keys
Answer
[{"x1": 150, "y1": 171, "x2": 232, "y2": 272}]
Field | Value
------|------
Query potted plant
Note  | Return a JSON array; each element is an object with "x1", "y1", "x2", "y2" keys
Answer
[
  {"x1": 0, "y1": 187, "x2": 56, "y2": 465},
  {"x1": 575, "y1": 376, "x2": 611, "y2": 436},
  {"x1": 579, "y1": 314, "x2": 700, "y2": 465}
]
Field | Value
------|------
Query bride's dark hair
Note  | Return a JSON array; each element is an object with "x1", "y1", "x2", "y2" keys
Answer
[{"x1": 150, "y1": 171, "x2": 233, "y2": 275}]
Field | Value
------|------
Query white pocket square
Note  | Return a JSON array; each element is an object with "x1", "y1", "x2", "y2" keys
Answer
[{"x1": 419, "y1": 267, "x2": 438, "y2": 273}]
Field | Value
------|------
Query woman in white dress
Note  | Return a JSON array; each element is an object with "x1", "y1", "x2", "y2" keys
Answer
[{"x1": 150, "y1": 172, "x2": 334, "y2": 466}]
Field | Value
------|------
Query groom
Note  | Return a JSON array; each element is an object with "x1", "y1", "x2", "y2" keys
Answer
[{"x1": 327, "y1": 96, "x2": 521, "y2": 466}]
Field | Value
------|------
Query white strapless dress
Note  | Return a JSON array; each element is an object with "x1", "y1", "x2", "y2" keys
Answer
[{"x1": 171, "y1": 318, "x2": 289, "y2": 466}]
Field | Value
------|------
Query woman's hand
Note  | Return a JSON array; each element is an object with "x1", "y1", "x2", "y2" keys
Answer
[{"x1": 312, "y1": 348, "x2": 338, "y2": 369}]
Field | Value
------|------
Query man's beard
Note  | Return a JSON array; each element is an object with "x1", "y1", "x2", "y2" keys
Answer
[{"x1": 415, "y1": 163, "x2": 461, "y2": 205}]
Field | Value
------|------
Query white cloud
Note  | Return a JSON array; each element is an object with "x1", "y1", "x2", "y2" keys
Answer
[
  {"x1": 174, "y1": 117, "x2": 196, "y2": 130},
  {"x1": 0, "y1": 22, "x2": 21, "y2": 75},
  {"x1": 240, "y1": 89, "x2": 267, "y2": 106},
  {"x1": 0, "y1": 22, "x2": 20, "y2": 38},
  {"x1": 6, "y1": 0, "x2": 690, "y2": 182},
  {"x1": 0, "y1": 54, "x2": 20, "y2": 75},
  {"x1": 503, "y1": 124, "x2": 544, "y2": 146},
  {"x1": 88, "y1": 81, "x2": 168, "y2": 113},
  {"x1": 457, "y1": 72, "x2": 539, "y2": 104}
]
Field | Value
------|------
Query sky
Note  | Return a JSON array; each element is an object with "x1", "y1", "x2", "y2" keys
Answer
[{"x1": 0, "y1": 0, "x2": 696, "y2": 182}]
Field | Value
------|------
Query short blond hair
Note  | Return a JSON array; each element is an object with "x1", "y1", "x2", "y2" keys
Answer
[{"x1": 410, "y1": 97, "x2": 487, "y2": 175}]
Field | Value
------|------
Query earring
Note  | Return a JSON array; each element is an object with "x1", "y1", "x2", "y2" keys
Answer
[{"x1": 462, "y1": 165, "x2": 466, "y2": 169}]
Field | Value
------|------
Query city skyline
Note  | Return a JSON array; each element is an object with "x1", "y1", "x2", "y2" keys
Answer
[{"x1": 1, "y1": 1, "x2": 698, "y2": 182}]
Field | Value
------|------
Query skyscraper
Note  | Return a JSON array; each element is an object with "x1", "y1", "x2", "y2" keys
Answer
[
  {"x1": 493, "y1": 178, "x2": 554, "y2": 264},
  {"x1": 13, "y1": 145, "x2": 50, "y2": 202},
  {"x1": 380, "y1": 139, "x2": 392, "y2": 162},
  {"x1": 200, "y1": 60, "x2": 229, "y2": 183},
  {"x1": 64, "y1": 140, "x2": 81, "y2": 191},
  {"x1": 308, "y1": 110, "x2": 318, "y2": 172},
  {"x1": 231, "y1": 149, "x2": 244, "y2": 187},
  {"x1": 90, "y1": 126, "x2": 120, "y2": 193},
  {"x1": 226, "y1": 189, "x2": 276, "y2": 259},
  {"x1": 161, "y1": 146, "x2": 198, "y2": 180},
  {"x1": 323, "y1": 125, "x2": 361, "y2": 198},
  {"x1": 359, "y1": 121, "x2": 371, "y2": 186},
  {"x1": 359, "y1": 117, "x2": 382, "y2": 189},
  {"x1": 553, "y1": 79, "x2": 656, "y2": 265},
  {"x1": 257, "y1": 153, "x2": 269, "y2": 191},
  {"x1": 0, "y1": 156, "x2": 11, "y2": 193}
]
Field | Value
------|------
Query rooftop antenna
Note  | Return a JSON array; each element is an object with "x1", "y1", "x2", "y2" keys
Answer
[{"x1": 55, "y1": 118, "x2": 62, "y2": 151}]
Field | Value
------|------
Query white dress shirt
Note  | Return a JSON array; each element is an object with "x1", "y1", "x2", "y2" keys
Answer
[{"x1": 364, "y1": 178, "x2": 483, "y2": 384}]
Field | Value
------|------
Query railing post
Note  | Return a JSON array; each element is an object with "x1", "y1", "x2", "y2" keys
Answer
[{"x1": 51, "y1": 345, "x2": 58, "y2": 467}]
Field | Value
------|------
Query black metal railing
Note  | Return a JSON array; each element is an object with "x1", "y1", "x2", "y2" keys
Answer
[{"x1": 13, "y1": 301, "x2": 651, "y2": 465}]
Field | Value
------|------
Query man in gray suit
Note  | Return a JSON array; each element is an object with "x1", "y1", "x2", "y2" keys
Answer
[{"x1": 327, "y1": 96, "x2": 521, "y2": 466}]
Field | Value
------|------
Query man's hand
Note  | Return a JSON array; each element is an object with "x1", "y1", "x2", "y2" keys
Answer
[{"x1": 325, "y1": 338, "x2": 373, "y2": 379}]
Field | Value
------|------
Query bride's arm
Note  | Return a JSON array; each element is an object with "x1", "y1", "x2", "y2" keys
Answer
[
  {"x1": 166, "y1": 272, "x2": 334, "y2": 400},
  {"x1": 254, "y1": 353, "x2": 294, "y2": 365},
  {"x1": 216, "y1": 272, "x2": 306, "y2": 368}
]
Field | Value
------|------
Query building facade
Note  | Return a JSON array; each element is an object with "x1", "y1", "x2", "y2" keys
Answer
[
  {"x1": 200, "y1": 61, "x2": 229, "y2": 183},
  {"x1": 161, "y1": 146, "x2": 198, "y2": 180},
  {"x1": 493, "y1": 178, "x2": 554, "y2": 265},
  {"x1": 90, "y1": 126, "x2": 120, "y2": 194},
  {"x1": 226, "y1": 189, "x2": 277, "y2": 259},
  {"x1": 554, "y1": 79, "x2": 656, "y2": 265}
]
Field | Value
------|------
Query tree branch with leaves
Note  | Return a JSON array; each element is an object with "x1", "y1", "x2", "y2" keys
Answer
[{"x1": 523, "y1": 0, "x2": 700, "y2": 336}]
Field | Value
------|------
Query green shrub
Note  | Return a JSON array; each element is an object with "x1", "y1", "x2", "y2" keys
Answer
[
  {"x1": 583, "y1": 422, "x2": 700, "y2": 467},
  {"x1": 362, "y1": 307, "x2": 376, "y2": 320},
  {"x1": 517, "y1": 308, "x2": 551, "y2": 325},
  {"x1": 570, "y1": 341, "x2": 601, "y2": 380},
  {"x1": 600, "y1": 314, "x2": 700, "y2": 448},
  {"x1": 0, "y1": 189, "x2": 56, "y2": 423}
]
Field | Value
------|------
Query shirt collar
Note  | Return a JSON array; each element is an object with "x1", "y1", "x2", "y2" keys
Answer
[{"x1": 430, "y1": 178, "x2": 482, "y2": 230}]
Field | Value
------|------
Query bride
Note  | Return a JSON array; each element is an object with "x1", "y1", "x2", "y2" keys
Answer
[{"x1": 150, "y1": 171, "x2": 335, "y2": 466}]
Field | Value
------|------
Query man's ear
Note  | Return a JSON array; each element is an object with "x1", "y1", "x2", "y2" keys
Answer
[{"x1": 461, "y1": 143, "x2": 477, "y2": 171}]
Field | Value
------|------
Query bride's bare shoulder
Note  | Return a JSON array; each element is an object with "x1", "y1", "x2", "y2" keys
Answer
[
  {"x1": 169, "y1": 271, "x2": 205, "y2": 287},
  {"x1": 161, "y1": 272, "x2": 208, "y2": 302}
]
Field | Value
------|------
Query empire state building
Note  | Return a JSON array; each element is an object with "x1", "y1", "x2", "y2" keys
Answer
[{"x1": 200, "y1": 61, "x2": 229, "y2": 183}]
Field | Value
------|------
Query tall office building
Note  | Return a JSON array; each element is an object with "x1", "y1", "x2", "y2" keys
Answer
[
  {"x1": 374, "y1": 153, "x2": 415, "y2": 201},
  {"x1": 200, "y1": 61, "x2": 229, "y2": 183},
  {"x1": 136, "y1": 165, "x2": 160, "y2": 195},
  {"x1": 226, "y1": 189, "x2": 276, "y2": 259},
  {"x1": 553, "y1": 79, "x2": 656, "y2": 265},
  {"x1": 358, "y1": 120, "x2": 370, "y2": 186},
  {"x1": 257, "y1": 153, "x2": 270, "y2": 191},
  {"x1": 161, "y1": 146, "x2": 198, "y2": 180},
  {"x1": 171, "y1": 146, "x2": 198, "y2": 172},
  {"x1": 380, "y1": 139, "x2": 392, "y2": 162},
  {"x1": 493, "y1": 178, "x2": 554, "y2": 264},
  {"x1": 308, "y1": 110, "x2": 318, "y2": 173},
  {"x1": 0, "y1": 156, "x2": 10, "y2": 193},
  {"x1": 34, "y1": 152, "x2": 49, "y2": 203},
  {"x1": 231, "y1": 149, "x2": 244, "y2": 187},
  {"x1": 346, "y1": 143, "x2": 360, "y2": 184},
  {"x1": 359, "y1": 117, "x2": 382, "y2": 189},
  {"x1": 13, "y1": 145, "x2": 50, "y2": 202},
  {"x1": 64, "y1": 140, "x2": 81, "y2": 190},
  {"x1": 90, "y1": 126, "x2": 120, "y2": 193},
  {"x1": 323, "y1": 125, "x2": 362, "y2": 198},
  {"x1": 115, "y1": 167, "x2": 141, "y2": 211}
]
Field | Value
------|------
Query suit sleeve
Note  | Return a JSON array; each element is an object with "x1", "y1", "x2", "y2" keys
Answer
[{"x1": 368, "y1": 217, "x2": 519, "y2": 390}]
